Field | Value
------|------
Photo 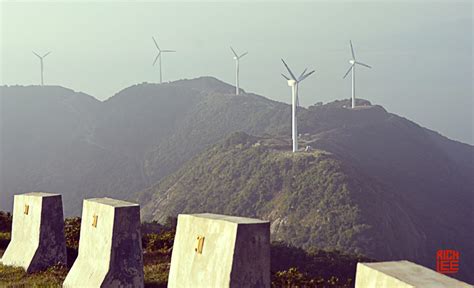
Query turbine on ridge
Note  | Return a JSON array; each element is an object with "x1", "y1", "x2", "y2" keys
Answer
[
  {"x1": 281, "y1": 59, "x2": 315, "y2": 153},
  {"x1": 152, "y1": 36, "x2": 176, "y2": 84},
  {"x1": 32, "y1": 51, "x2": 51, "y2": 86},
  {"x1": 343, "y1": 40, "x2": 372, "y2": 108},
  {"x1": 230, "y1": 46, "x2": 248, "y2": 95}
]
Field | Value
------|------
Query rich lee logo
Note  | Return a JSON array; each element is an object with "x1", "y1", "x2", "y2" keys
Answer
[{"x1": 436, "y1": 249, "x2": 459, "y2": 274}]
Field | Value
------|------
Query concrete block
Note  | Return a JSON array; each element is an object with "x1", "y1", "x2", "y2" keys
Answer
[
  {"x1": 0, "y1": 192, "x2": 66, "y2": 272},
  {"x1": 168, "y1": 213, "x2": 271, "y2": 288},
  {"x1": 355, "y1": 261, "x2": 472, "y2": 288},
  {"x1": 63, "y1": 198, "x2": 144, "y2": 288}
]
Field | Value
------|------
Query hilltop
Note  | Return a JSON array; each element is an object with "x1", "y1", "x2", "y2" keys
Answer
[{"x1": 140, "y1": 132, "x2": 377, "y2": 254}]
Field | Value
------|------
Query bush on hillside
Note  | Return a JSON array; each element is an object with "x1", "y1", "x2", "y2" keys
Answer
[{"x1": 0, "y1": 212, "x2": 12, "y2": 232}]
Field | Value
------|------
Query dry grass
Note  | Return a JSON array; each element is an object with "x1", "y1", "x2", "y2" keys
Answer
[
  {"x1": 0, "y1": 264, "x2": 67, "y2": 287},
  {"x1": 0, "y1": 261, "x2": 168, "y2": 288}
]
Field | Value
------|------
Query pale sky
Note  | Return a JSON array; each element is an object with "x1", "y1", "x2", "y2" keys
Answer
[{"x1": 1, "y1": 1, "x2": 472, "y2": 144}]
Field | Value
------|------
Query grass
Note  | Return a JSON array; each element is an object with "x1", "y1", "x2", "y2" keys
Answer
[
  {"x1": 0, "y1": 256, "x2": 169, "y2": 288},
  {"x1": 0, "y1": 232, "x2": 66, "y2": 287},
  {"x1": 143, "y1": 263, "x2": 170, "y2": 288},
  {"x1": 0, "y1": 254, "x2": 169, "y2": 288},
  {"x1": 0, "y1": 228, "x2": 172, "y2": 288},
  {"x1": 0, "y1": 264, "x2": 67, "y2": 287}
]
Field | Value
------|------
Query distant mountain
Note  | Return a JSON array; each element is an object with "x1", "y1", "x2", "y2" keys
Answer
[
  {"x1": 0, "y1": 78, "x2": 289, "y2": 214},
  {"x1": 0, "y1": 85, "x2": 146, "y2": 214}
]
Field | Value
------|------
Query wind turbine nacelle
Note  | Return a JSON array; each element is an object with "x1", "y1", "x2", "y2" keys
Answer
[
  {"x1": 234, "y1": 56, "x2": 238, "y2": 60},
  {"x1": 287, "y1": 79, "x2": 297, "y2": 87},
  {"x1": 349, "y1": 60, "x2": 356, "y2": 65}
]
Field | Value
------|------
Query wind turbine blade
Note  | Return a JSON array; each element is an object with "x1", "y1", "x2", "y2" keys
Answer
[
  {"x1": 281, "y1": 59, "x2": 297, "y2": 80},
  {"x1": 299, "y1": 70, "x2": 315, "y2": 82},
  {"x1": 152, "y1": 54, "x2": 160, "y2": 66},
  {"x1": 350, "y1": 40, "x2": 355, "y2": 59},
  {"x1": 162, "y1": 50, "x2": 176, "y2": 53},
  {"x1": 356, "y1": 61, "x2": 371, "y2": 68},
  {"x1": 152, "y1": 37, "x2": 161, "y2": 51},
  {"x1": 239, "y1": 52, "x2": 248, "y2": 58},
  {"x1": 32, "y1": 51, "x2": 41, "y2": 58},
  {"x1": 343, "y1": 64, "x2": 354, "y2": 79},
  {"x1": 43, "y1": 52, "x2": 51, "y2": 58},
  {"x1": 281, "y1": 73, "x2": 290, "y2": 80},
  {"x1": 298, "y1": 68, "x2": 308, "y2": 80},
  {"x1": 230, "y1": 46, "x2": 238, "y2": 58}
]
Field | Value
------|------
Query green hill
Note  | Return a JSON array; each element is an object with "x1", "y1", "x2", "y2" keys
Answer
[
  {"x1": 140, "y1": 132, "x2": 376, "y2": 254},
  {"x1": 139, "y1": 130, "x2": 473, "y2": 283}
]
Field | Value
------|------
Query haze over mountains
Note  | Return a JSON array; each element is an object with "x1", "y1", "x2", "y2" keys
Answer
[
  {"x1": 1, "y1": 77, "x2": 289, "y2": 214},
  {"x1": 1, "y1": 77, "x2": 473, "y2": 282}
]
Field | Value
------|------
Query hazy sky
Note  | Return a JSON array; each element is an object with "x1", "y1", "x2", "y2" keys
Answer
[{"x1": 1, "y1": 1, "x2": 472, "y2": 144}]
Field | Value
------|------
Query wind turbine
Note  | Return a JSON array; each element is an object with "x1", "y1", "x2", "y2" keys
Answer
[
  {"x1": 281, "y1": 59, "x2": 315, "y2": 153},
  {"x1": 32, "y1": 51, "x2": 51, "y2": 86},
  {"x1": 230, "y1": 46, "x2": 248, "y2": 95},
  {"x1": 343, "y1": 40, "x2": 372, "y2": 109},
  {"x1": 152, "y1": 36, "x2": 176, "y2": 84}
]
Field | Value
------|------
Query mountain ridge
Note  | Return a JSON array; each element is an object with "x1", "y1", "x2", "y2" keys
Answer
[
  {"x1": 1, "y1": 78, "x2": 472, "y2": 212},
  {"x1": 1, "y1": 78, "x2": 472, "y2": 283}
]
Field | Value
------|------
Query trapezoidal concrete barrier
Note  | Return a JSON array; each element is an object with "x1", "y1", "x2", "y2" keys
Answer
[
  {"x1": 63, "y1": 198, "x2": 144, "y2": 288},
  {"x1": 1, "y1": 192, "x2": 67, "y2": 273},
  {"x1": 168, "y1": 213, "x2": 271, "y2": 288},
  {"x1": 355, "y1": 260, "x2": 472, "y2": 288}
]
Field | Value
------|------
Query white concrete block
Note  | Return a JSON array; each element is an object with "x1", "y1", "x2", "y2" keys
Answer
[
  {"x1": 1, "y1": 192, "x2": 66, "y2": 272},
  {"x1": 63, "y1": 198, "x2": 144, "y2": 288},
  {"x1": 355, "y1": 261, "x2": 472, "y2": 288},
  {"x1": 168, "y1": 213, "x2": 271, "y2": 288}
]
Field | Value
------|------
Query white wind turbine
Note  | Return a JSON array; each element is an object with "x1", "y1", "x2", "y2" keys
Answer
[
  {"x1": 32, "y1": 51, "x2": 51, "y2": 86},
  {"x1": 152, "y1": 36, "x2": 176, "y2": 84},
  {"x1": 230, "y1": 47, "x2": 248, "y2": 95},
  {"x1": 343, "y1": 40, "x2": 372, "y2": 109},
  {"x1": 281, "y1": 59, "x2": 315, "y2": 153}
]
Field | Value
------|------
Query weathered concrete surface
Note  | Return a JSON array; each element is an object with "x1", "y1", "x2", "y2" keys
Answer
[
  {"x1": 168, "y1": 213, "x2": 270, "y2": 288},
  {"x1": 63, "y1": 198, "x2": 144, "y2": 288},
  {"x1": 1, "y1": 192, "x2": 66, "y2": 273},
  {"x1": 355, "y1": 261, "x2": 473, "y2": 288}
]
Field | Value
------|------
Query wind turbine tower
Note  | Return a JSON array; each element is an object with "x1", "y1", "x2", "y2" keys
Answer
[
  {"x1": 32, "y1": 51, "x2": 51, "y2": 86},
  {"x1": 281, "y1": 59, "x2": 315, "y2": 153},
  {"x1": 343, "y1": 41, "x2": 372, "y2": 108},
  {"x1": 152, "y1": 36, "x2": 176, "y2": 84},
  {"x1": 230, "y1": 47, "x2": 248, "y2": 95}
]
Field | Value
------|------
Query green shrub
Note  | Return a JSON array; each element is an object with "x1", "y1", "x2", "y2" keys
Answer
[
  {"x1": 0, "y1": 211, "x2": 12, "y2": 232},
  {"x1": 142, "y1": 230, "x2": 175, "y2": 254},
  {"x1": 144, "y1": 263, "x2": 170, "y2": 288},
  {"x1": 64, "y1": 217, "x2": 81, "y2": 249}
]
